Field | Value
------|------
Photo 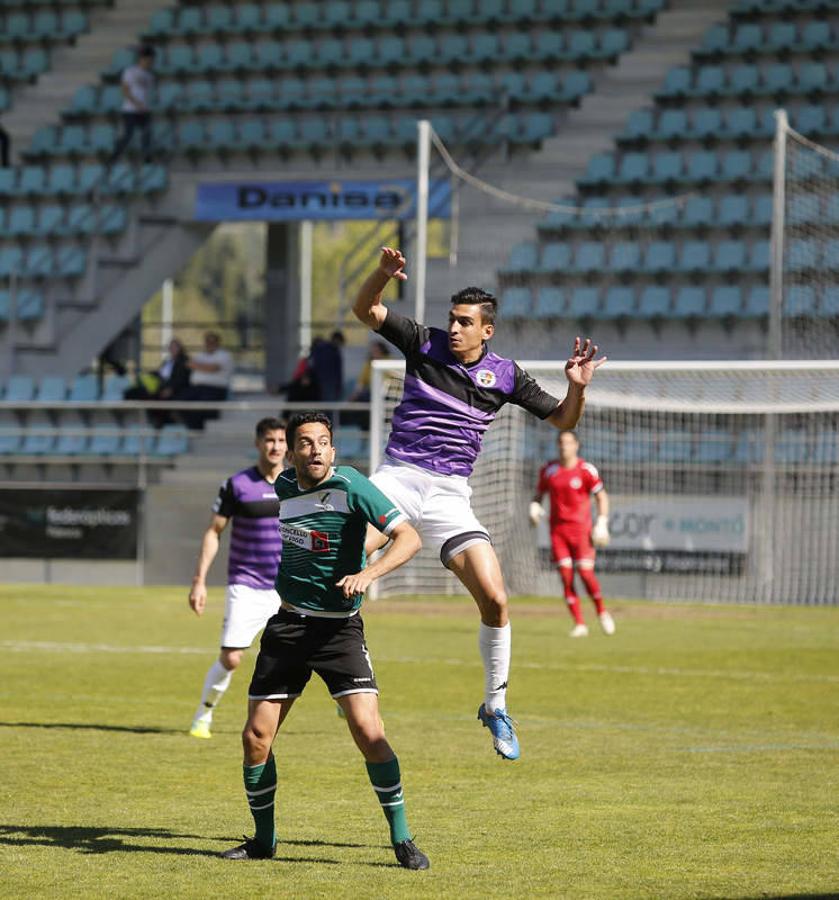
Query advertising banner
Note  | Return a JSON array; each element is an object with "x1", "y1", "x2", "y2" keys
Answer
[
  {"x1": 0, "y1": 488, "x2": 140, "y2": 559},
  {"x1": 196, "y1": 178, "x2": 452, "y2": 221}
]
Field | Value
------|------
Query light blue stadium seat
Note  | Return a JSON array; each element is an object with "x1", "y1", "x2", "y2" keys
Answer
[
  {"x1": 185, "y1": 80, "x2": 214, "y2": 112},
  {"x1": 603, "y1": 286, "x2": 635, "y2": 317},
  {"x1": 710, "y1": 285, "x2": 743, "y2": 316},
  {"x1": 573, "y1": 241, "x2": 606, "y2": 273},
  {"x1": 787, "y1": 238, "x2": 820, "y2": 272},
  {"x1": 693, "y1": 66, "x2": 725, "y2": 96},
  {"x1": 673, "y1": 286, "x2": 706, "y2": 317},
  {"x1": 206, "y1": 4, "x2": 234, "y2": 34},
  {"x1": 4, "y1": 205, "x2": 36, "y2": 238},
  {"x1": 682, "y1": 195, "x2": 714, "y2": 229},
  {"x1": 767, "y1": 21, "x2": 797, "y2": 51},
  {"x1": 638, "y1": 285, "x2": 670, "y2": 317},
  {"x1": 727, "y1": 64, "x2": 760, "y2": 96},
  {"x1": 616, "y1": 152, "x2": 648, "y2": 184},
  {"x1": 580, "y1": 153, "x2": 616, "y2": 187},
  {"x1": 795, "y1": 105, "x2": 826, "y2": 136},
  {"x1": 651, "y1": 151, "x2": 683, "y2": 184},
  {"x1": 811, "y1": 430, "x2": 839, "y2": 465},
  {"x1": 799, "y1": 20, "x2": 832, "y2": 51},
  {"x1": 733, "y1": 23, "x2": 763, "y2": 53},
  {"x1": 723, "y1": 106, "x2": 758, "y2": 139},
  {"x1": 659, "y1": 67, "x2": 691, "y2": 98},
  {"x1": 540, "y1": 242, "x2": 572, "y2": 271},
  {"x1": 786, "y1": 284, "x2": 816, "y2": 316},
  {"x1": 89, "y1": 422, "x2": 121, "y2": 455},
  {"x1": 17, "y1": 288, "x2": 44, "y2": 321},
  {"x1": 68, "y1": 373, "x2": 99, "y2": 402},
  {"x1": 535, "y1": 287, "x2": 565, "y2": 318},
  {"x1": 721, "y1": 150, "x2": 752, "y2": 182},
  {"x1": 623, "y1": 429, "x2": 652, "y2": 464},
  {"x1": 36, "y1": 375, "x2": 66, "y2": 403},
  {"x1": 263, "y1": 4, "x2": 291, "y2": 30},
  {"x1": 502, "y1": 287, "x2": 532, "y2": 318},
  {"x1": 719, "y1": 194, "x2": 750, "y2": 229},
  {"x1": 569, "y1": 286, "x2": 600, "y2": 317},
  {"x1": 0, "y1": 246, "x2": 24, "y2": 277},
  {"x1": 656, "y1": 109, "x2": 687, "y2": 141},
  {"x1": 622, "y1": 109, "x2": 653, "y2": 141},
  {"x1": 5, "y1": 375, "x2": 36, "y2": 402},
  {"x1": 677, "y1": 240, "x2": 711, "y2": 274},
  {"x1": 609, "y1": 241, "x2": 641, "y2": 273},
  {"x1": 692, "y1": 107, "x2": 723, "y2": 140},
  {"x1": 696, "y1": 429, "x2": 733, "y2": 464},
  {"x1": 55, "y1": 419, "x2": 89, "y2": 456},
  {"x1": 733, "y1": 428, "x2": 763, "y2": 464},
  {"x1": 762, "y1": 62, "x2": 794, "y2": 94},
  {"x1": 21, "y1": 418, "x2": 55, "y2": 456},
  {"x1": 154, "y1": 424, "x2": 189, "y2": 457},
  {"x1": 505, "y1": 242, "x2": 538, "y2": 272},
  {"x1": 206, "y1": 118, "x2": 237, "y2": 152},
  {"x1": 700, "y1": 23, "x2": 729, "y2": 54},
  {"x1": 235, "y1": 4, "x2": 263, "y2": 32},
  {"x1": 686, "y1": 151, "x2": 718, "y2": 183},
  {"x1": 712, "y1": 240, "x2": 747, "y2": 274},
  {"x1": 753, "y1": 196, "x2": 773, "y2": 228},
  {"x1": 744, "y1": 284, "x2": 769, "y2": 317},
  {"x1": 799, "y1": 62, "x2": 828, "y2": 96},
  {"x1": 642, "y1": 241, "x2": 676, "y2": 274},
  {"x1": 101, "y1": 375, "x2": 130, "y2": 402}
]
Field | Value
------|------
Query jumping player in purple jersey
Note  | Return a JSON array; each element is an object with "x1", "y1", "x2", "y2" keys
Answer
[
  {"x1": 354, "y1": 248, "x2": 606, "y2": 760},
  {"x1": 188, "y1": 417, "x2": 287, "y2": 739}
]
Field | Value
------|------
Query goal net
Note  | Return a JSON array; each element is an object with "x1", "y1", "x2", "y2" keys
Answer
[
  {"x1": 772, "y1": 112, "x2": 839, "y2": 359},
  {"x1": 370, "y1": 360, "x2": 839, "y2": 606}
]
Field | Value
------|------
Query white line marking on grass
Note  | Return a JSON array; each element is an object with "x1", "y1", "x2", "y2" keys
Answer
[
  {"x1": 686, "y1": 742, "x2": 839, "y2": 753},
  {"x1": 2, "y1": 641, "x2": 837, "y2": 686}
]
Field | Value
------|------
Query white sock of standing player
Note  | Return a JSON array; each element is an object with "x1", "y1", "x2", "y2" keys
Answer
[
  {"x1": 479, "y1": 622, "x2": 511, "y2": 713},
  {"x1": 194, "y1": 658, "x2": 233, "y2": 722}
]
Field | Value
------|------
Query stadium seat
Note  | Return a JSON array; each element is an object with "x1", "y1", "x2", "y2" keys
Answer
[
  {"x1": 535, "y1": 287, "x2": 565, "y2": 318},
  {"x1": 504, "y1": 242, "x2": 538, "y2": 272},
  {"x1": 638, "y1": 285, "x2": 671, "y2": 317},
  {"x1": 673, "y1": 286, "x2": 707, "y2": 317},
  {"x1": 5, "y1": 375, "x2": 36, "y2": 402},
  {"x1": 681, "y1": 196, "x2": 714, "y2": 230},
  {"x1": 609, "y1": 241, "x2": 641, "y2": 274},
  {"x1": 603, "y1": 286, "x2": 636, "y2": 317},
  {"x1": 642, "y1": 241, "x2": 676, "y2": 274},
  {"x1": 154, "y1": 424, "x2": 189, "y2": 457},
  {"x1": 88, "y1": 421, "x2": 122, "y2": 455},
  {"x1": 786, "y1": 285, "x2": 816, "y2": 316},
  {"x1": 20, "y1": 416, "x2": 55, "y2": 456},
  {"x1": 718, "y1": 195, "x2": 750, "y2": 229},
  {"x1": 712, "y1": 240, "x2": 747, "y2": 274},
  {"x1": 101, "y1": 375, "x2": 130, "y2": 403},
  {"x1": 710, "y1": 285, "x2": 743, "y2": 316},
  {"x1": 68, "y1": 373, "x2": 99, "y2": 402},
  {"x1": 775, "y1": 430, "x2": 810, "y2": 465},
  {"x1": 55, "y1": 415, "x2": 89, "y2": 456},
  {"x1": 572, "y1": 242, "x2": 606, "y2": 274},
  {"x1": 696, "y1": 429, "x2": 733, "y2": 464},
  {"x1": 36, "y1": 375, "x2": 66, "y2": 402},
  {"x1": 501, "y1": 287, "x2": 532, "y2": 318},
  {"x1": 677, "y1": 240, "x2": 711, "y2": 274},
  {"x1": 658, "y1": 430, "x2": 694, "y2": 463},
  {"x1": 569, "y1": 286, "x2": 600, "y2": 317},
  {"x1": 743, "y1": 284, "x2": 769, "y2": 317}
]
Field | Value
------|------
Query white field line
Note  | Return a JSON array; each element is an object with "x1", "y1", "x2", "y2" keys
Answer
[{"x1": 2, "y1": 640, "x2": 837, "y2": 685}]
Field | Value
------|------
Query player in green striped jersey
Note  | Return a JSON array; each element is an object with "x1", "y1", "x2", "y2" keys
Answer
[{"x1": 223, "y1": 412, "x2": 429, "y2": 870}]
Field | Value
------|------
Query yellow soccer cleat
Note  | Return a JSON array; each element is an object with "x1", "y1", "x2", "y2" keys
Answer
[{"x1": 189, "y1": 719, "x2": 212, "y2": 739}]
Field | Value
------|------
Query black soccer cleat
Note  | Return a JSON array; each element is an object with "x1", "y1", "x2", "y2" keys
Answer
[
  {"x1": 221, "y1": 836, "x2": 276, "y2": 860},
  {"x1": 393, "y1": 839, "x2": 430, "y2": 870}
]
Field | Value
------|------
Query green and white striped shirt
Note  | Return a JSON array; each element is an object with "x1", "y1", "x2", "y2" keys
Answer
[{"x1": 274, "y1": 465, "x2": 405, "y2": 616}]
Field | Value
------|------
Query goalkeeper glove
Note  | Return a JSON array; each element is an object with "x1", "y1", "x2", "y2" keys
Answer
[
  {"x1": 529, "y1": 501, "x2": 545, "y2": 527},
  {"x1": 591, "y1": 515, "x2": 610, "y2": 548}
]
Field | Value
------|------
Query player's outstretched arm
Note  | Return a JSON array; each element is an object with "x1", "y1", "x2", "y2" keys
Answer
[
  {"x1": 336, "y1": 521, "x2": 421, "y2": 598},
  {"x1": 352, "y1": 246, "x2": 407, "y2": 330},
  {"x1": 188, "y1": 514, "x2": 228, "y2": 616},
  {"x1": 547, "y1": 337, "x2": 607, "y2": 430},
  {"x1": 591, "y1": 488, "x2": 611, "y2": 547}
]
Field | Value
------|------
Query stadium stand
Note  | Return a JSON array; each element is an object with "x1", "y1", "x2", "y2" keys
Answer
[{"x1": 500, "y1": 0, "x2": 839, "y2": 325}]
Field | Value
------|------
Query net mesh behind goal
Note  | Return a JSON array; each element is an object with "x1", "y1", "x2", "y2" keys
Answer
[{"x1": 370, "y1": 360, "x2": 839, "y2": 606}]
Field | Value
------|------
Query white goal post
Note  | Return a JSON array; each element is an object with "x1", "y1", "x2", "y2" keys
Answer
[{"x1": 370, "y1": 359, "x2": 839, "y2": 606}]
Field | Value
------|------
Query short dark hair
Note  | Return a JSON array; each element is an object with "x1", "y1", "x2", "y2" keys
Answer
[
  {"x1": 255, "y1": 417, "x2": 286, "y2": 439},
  {"x1": 138, "y1": 45, "x2": 155, "y2": 60},
  {"x1": 286, "y1": 412, "x2": 333, "y2": 449},
  {"x1": 451, "y1": 287, "x2": 497, "y2": 326}
]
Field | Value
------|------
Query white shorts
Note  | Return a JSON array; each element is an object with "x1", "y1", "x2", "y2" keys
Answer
[
  {"x1": 370, "y1": 456, "x2": 489, "y2": 565},
  {"x1": 220, "y1": 583, "x2": 280, "y2": 649}
]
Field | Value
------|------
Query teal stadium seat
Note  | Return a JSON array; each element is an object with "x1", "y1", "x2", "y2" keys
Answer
[
  {"x1": 658, "y1": 430, "x2": 694, "y2": 463},
  {"x1": 638, "y1": 285, "x2": 671, "y2": 317},
  {"x1": 505, "y1": 242, "x2": 538, "y2": 272},
  {"x1": 609, "y1": 241, "x2": 641, "y2": 273},
  {"x1": 540, "y1": 242, "x2": 572, "y2": 271},
  {"x1": 36, "y1": 375, "x2": 67, "y2": 402},
  {"x1": 677, "y1": 240, "x2": 711, "y2": 274},
  {"x1": 536, "y1": 287, "x2": 565, "y2": 318},
  {"x1": 713, "y1": 240, "x2": 747, "y2": 273},
  {"x1": 603, "y1": 286, "x2": 635, "y2": 317},
  {"x1": 674, "y1": 286, "x2": 706, "y2": 317},
  {"x1": 569, "y1": 286, "x2": 600, "y2": 317},
  {"x1": 68, "y1": 373, "x2": 99, "y2": 402},
  {"x1": 682, "y1": 195, "x2": 714, "y2": 229},
  {"x1": 155, "y1": 424, "x2": 189, "y2": 457},
  {"x1": 502, "y1": 287, "x2": 532, "y2": 318},
  {"x1": 710, "y1": 285, "x2": 743, "y2": 316},
  {"x1": 572, "y1": 241, "x2": 606, "y2": 274},
  {"x1": 642, "y1": 240, "x2": 676, "y2": 274},
  {"x1": 786, "y1": 285, "x2": 816, "y2": 316}
]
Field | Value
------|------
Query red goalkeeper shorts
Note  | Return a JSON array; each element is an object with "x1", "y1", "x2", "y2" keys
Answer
[{"x1": 550, "y1": 525, "x2": 595, "y2": 565}]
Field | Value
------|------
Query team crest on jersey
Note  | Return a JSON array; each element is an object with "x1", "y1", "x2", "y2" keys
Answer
[
  {"x1": 476, "y1": 369, "x2": 496, "y2": 388},
  {"x1": 316, "y1": 491, "x2": 334, "y2": 510},
  {"x1": 570, "y1": 476, "x2": 583, "y2": 489}
]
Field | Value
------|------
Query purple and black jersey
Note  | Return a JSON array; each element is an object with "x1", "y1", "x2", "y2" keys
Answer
[
  {"x1": 376, "y1": 309, "x2": 560, "y2": 477},
  {"x1": 213, "y1": 466, "x2": 282, "y2": 590}
]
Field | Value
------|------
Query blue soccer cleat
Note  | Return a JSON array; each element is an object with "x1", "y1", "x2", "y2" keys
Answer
[{"x1": 477, "y1": 703, "x2": 520, "y2": 760}]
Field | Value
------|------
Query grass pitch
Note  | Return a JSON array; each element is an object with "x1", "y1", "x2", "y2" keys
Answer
[{"x1": 0, "y1": 585, "x2": 837, "y2": 899}]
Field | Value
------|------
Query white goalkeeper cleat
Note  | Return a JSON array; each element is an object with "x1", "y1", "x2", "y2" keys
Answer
[
  {"x1": 569, "y1": 623, "x2": 589, "y2": 638},
  {"x1": 598, "y1": 611, "x2": 616, "y2": 636}
]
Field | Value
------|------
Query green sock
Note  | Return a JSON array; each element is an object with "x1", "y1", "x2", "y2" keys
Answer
[
  {"x1": 366, "y1": 756, "x2": 412, "y2": 845},
  {"x1": 243, "y1": 754, "x2": 276, "y2": 850}
]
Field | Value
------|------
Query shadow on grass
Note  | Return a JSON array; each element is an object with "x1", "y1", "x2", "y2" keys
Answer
[
  {"x1": 0, "y1": 825, "x2": 383, "y2": 862},
  {"x1": 0, "y1": 721, "x2": 182, "y2": 735}
]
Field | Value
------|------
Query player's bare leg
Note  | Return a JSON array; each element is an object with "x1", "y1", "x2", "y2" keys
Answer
[
  {"x1": 447, "y1": 541, "x2": 520, "y2": 760},
  {"x1": 338, "y1": 692, "x2": 429, "y2": 870},
  {"x1": 558, "y1": 560, "x2": 588, "y2": 637},
  {"x1": 223, "y1": 698, "x2": 295, "y2": 860},
  {"x1": 191, "y1": 646, "x2": 247, "y2": 739},
  {"x1": 576, "y1": 559, "x2": 615, "y2": 635}
]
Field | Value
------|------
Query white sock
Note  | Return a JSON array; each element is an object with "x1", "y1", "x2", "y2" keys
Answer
[
  {"x1": 195, "y1": 659, "x2": 233, "y2": 721},
  {"x1": 479, "y1": 622, "x2": 511, "y2": 713}
]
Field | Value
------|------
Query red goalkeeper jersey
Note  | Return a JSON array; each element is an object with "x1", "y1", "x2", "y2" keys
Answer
[{"x1": 537, "y1": 457, "x2": 604, "y2": 530}]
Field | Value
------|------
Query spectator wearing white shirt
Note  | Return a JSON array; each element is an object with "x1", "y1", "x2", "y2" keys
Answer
[
  {"x1": 109, "y1": 45, "x2": 155, "y2": 164},
  {"x1": 181, "y1": 331, "x2": 234, "y2": 430}
]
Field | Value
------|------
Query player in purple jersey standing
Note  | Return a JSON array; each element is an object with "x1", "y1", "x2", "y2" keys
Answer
[
  {"x1": 188, "y1": 417, "x2": 287, "y2": 739},
  {"x1": 354, "y1": 248, "x2": 606, "y2": 760}
]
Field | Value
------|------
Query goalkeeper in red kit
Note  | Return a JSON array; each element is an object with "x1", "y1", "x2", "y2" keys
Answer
[{"x1": 531, "y1": 430, "x2": 615, "y2": 637}]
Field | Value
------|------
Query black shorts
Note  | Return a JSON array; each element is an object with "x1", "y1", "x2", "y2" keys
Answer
[{"x1": 248, "y1": 607, "x2": 378, "y2": 701}]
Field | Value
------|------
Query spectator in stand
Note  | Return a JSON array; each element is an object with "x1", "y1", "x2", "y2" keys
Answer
[
  {"x1": 308, "y1": 331, "x2": 346, "y2": 403},
  {"x1": 345, "y1": 340, "x2": 391, "y2": 427},
  {"x1": 109, "y1": 45, "x2": 155, "y2": 164},
  {"x1": 125, "y1": 337, "x2": 191, "y2": 427},
  {"x1": 181, "y1": 331, "x2": 234, "y2": 430},
  {"x1": 0, "y1": 122, "x2": 10, "y2": 167}
]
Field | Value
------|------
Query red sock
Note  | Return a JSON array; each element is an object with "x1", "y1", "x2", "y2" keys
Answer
[
  {"x1": 578, "y1": 568, "x2": 605, "y2": 615},
  {"x1": 559, "y1": 567, "x2": 584, "y2": 625}
]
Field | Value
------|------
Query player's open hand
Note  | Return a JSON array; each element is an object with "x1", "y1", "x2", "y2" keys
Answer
[
  {"x1": 189, "y1": 581, "x2": 207, "y2": 616},
  {"x1": 378, "y1": 247, "x2": 408, "y2": 281},
  {"x1": 565, "y1": 337, "x2": 606, "y2": 388},
  {"x1": 336, "y1": 570, "x2": 375, "y2": 599}
]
